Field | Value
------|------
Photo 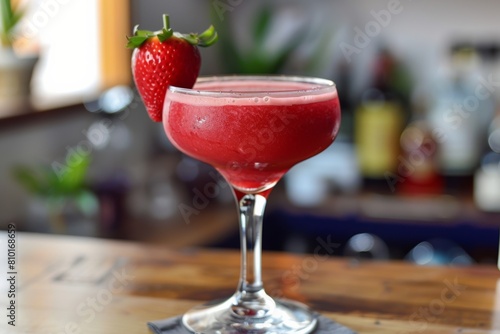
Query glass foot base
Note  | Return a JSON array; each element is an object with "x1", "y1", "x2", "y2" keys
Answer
[{"x1": 182, "y1": 297, "x2": 318, "y2": 334}]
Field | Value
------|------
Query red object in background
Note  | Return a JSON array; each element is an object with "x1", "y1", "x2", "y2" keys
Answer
[{"x1": 398, "y1": 121, "x2": 444, "y2": 196}]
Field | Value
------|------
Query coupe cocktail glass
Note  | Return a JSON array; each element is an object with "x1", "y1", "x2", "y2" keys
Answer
[{"x1": 163, "y1": 76, "x2": 341, "y2": 333}]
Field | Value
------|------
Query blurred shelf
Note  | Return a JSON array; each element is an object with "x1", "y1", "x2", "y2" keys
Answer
[
  {"x1": 0, "y1": 103, "x2": 89, "y2": 130},
  {"x1": 261, "y1": 188, "x2": 500, "y2": 262},
  {"x1": 270, "y1": 187, "x2": 500, "y2": 226}
]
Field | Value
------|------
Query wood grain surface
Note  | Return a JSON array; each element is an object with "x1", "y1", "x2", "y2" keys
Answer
[{"x1": 3, "y1": 233, "x2": 500, "y2": 334}]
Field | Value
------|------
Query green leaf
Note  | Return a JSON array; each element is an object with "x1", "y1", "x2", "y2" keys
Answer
[
  {"x1": 198, "y1": 25, "x2": 218, "y2": 47},
  {"x1": 199, "y1": 25, "x2": 215, "y2": 40},
  {"x1": 157, "y1": 28, "x2": 173, "y2": 42},
  {"x1": 45, "y1": 167, "x2": 64, "y2": 195},
  {"x1": 126, "y1": 35, "x2": 148, "y2": 48},
  {"x1": 210, "y1": 7, "x2": 243, "y2": 73},
  {"x1": 59, "y1": 155, "x2": 90, "y2": 194},
  {"x1": 11, "y1": 8, "x2": 23, "y2": 28},
  {"x1": 12, "y1": 166, "x2": 44, "y2": 195},
  {"x1": 271, "y1": 34, "x2": 307, "y2": 73},
  {"x1": 181, "y1": 33, "x2": 199, "y2": 45},
  {"x1": 178, "y1": 26, "x2": 218, "y2": 47},
  {"x1": 1, "y1": 0, "x2": 14, "y2": 46},
  {"x1": 1, "y1": 0, "x2": 14, "y2": 28},
  {"x1": 303, "y1": 30, "x2": 334, "y2": 75},
  {"x1": 135, "y1": 29, "x2": 154, "y2": 38},
  {"x1": 129, "y1": 25, "x2": 155, "y2": 48},
  {"x1": 253, "y1": 6, "x2": 272, "y2": 46}
]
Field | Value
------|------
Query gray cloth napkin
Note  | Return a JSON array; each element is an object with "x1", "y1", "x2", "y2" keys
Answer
[{"x1": 147, "y1": 315, "x2": 357, "y2": 334}]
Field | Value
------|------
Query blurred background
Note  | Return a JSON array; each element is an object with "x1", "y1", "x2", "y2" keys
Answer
[{"x1": 1, "y1": 0, "x2": 500, "y2": 266}]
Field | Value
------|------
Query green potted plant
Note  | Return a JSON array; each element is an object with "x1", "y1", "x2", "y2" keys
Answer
[
  {"x1": 12, "y1": 155, "x2": 99, "y2": 235},
  {"x1": 0, "y1": 0, "x2": 38, "y2": 116}
]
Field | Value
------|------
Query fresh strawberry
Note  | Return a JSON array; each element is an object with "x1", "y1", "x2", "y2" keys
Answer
[{"x1": 127, "y1": 14, "x2": 218, "y2": 122}]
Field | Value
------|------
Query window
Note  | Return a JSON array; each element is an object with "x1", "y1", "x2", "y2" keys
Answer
[{"x1": 15, "y1": 0, "x2": 131, "y2": 109}]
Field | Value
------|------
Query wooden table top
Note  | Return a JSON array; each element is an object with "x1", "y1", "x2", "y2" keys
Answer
[{"x1": 4, "y1": 232, "x2": 500, "y2": 334}]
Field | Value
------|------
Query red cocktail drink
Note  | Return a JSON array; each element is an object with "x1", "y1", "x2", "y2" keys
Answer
[
  {"x1": 164, "y1": 77, "x2": 341, "y2": 194},
  {"x1": 163, "y1": 76, "x2": 341, "y2": 334}
]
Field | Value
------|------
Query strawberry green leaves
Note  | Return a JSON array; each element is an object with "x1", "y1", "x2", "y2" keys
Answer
[
  {"x1": 178, "y1": 25, "x2": 218, "y2": 47},
  {"x1": 126, "y1": 14, "x2": 218, "y2": 49}
]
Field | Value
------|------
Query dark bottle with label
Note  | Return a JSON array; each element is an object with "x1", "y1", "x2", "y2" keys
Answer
[{"x1": 355, "y1": 47, "x2": 412, "y2": 194}]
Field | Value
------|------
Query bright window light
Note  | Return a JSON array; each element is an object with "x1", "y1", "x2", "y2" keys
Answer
[{"x1": 16, "y1": 0, "x2": 101, "y2": 109}]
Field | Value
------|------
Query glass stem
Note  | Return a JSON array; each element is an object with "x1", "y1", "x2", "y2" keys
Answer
[
  {"x1": 232, "y1": 192, "x2": 275, "y2": 318},
  {"x1": 239, "y1": 193, "x2": 265, "y2": 292}
]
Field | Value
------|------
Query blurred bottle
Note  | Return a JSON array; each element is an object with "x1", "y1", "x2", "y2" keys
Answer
[
  {"x1": 476, "y1": 43, "x2": 500, "y2": 95},
  {"x1": 94, "y1": 171, "x2": 129, "y2": 236},
  {"x1": 472, "y1": 43, "x2": 500, "y2": 211},
  {"x1": 474, "y1": 114, "x2": 500, "y2": 212},
  {"x1": 355, "y1": 47, "x2": 412, "y2": 193},
  {"x1": 398, "y1": 120, "x2": 443, "y2": 196},
  {"x1": 427, "y1": 44, "x2": 495, "y2": 195}
]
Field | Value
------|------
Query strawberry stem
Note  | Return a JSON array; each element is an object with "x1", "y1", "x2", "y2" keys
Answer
[
  {"x1": 126, "y1": 13, "x2": 218, "y2": 49},
  {"x1": 163, "y1": 14, "x2": 170, "y2": 31}
]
